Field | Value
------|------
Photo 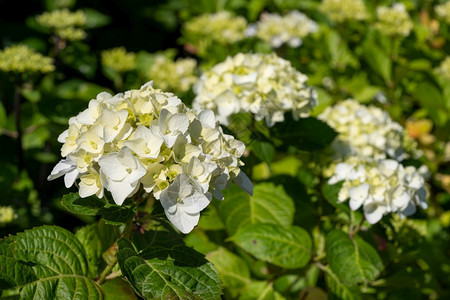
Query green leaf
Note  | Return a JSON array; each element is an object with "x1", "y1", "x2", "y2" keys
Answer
[
  {"x1": 102, "y1": 277, "x2": 137, "y2": 300},
  {"x1": 117, "y1": 238, "x2": 222, "y2": 299},
  {"x1": 271, "y1": 116, "x2": 337, "y2": 151},
  {"x1": 414, "y1": 82, "x2": 448, "y2": 127},
  {"x1": 324, "y1": 266, "x2": 362, "y2": 300},
  {"x1": 250, "y1": 140, "x2": 275, "y2": 164},
  {"x1": 219, "y1": 183, "x2": 295, "y2": 235},
  {"x1": 0, "y1": 226, "x2": 103, "y2": 299},
  {"x1": 82, "y1": 8, "x2": 111, "y2": 28},
  {"x1": 231, "y1": 223, "x2": 312, "y2": 269},
  {"x1": 61, "y1": 193, "x2": 105, "y2": 216},
  {"x1": 76, "y1": 224, "x2": 104, "y2": 278},
  {"x1": 362, "y1": 38, "x2": 392, "y2": 84},
  {"x1": 207, "y1": 247, "x2": 251, "y2": 291},
  {"x1": 238, "y1": 281, "x2": 285, "y2": 300},
  {"x1": 99, "y1": 205, "x2": 135, "y2": 226},
  {"x1": 326, "y1": 230, "x2": 383, "y2": 285},
  {"x1": 321, "y1": 182, "x2": 351, "y2": 213}
]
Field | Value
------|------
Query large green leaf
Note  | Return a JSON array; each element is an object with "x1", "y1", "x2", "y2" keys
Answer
[
  {"x1": 61, "y1": 193, "x2": 105, "y2": 216},
  {"x1": 117, "y1": 238, "x2": 222, "y2": 299},
  {"x1": 250, "y1": 140, "x2": 275, "y2": 164},
  {"x1": 102, "y1": 278, "x2": 137, "y2": 300},
  {"x1": 271, "y1": 116, "x2": 337, "y2": 151},
  {"x1": 219, "y1": 183, "x2": 295, "y2": 235},
  {"x1": 324, "y1": 266, "x2": 362, "y2": 300},
  {"x1": 99, "y1": 205, "x2": 135, "y2": 226},
  {"x1": 326, "y1": 230, "x2": 383, "y2": 285},
  {"x1": 414, "y1": 82, "x2": 448, "y2": 128},
  {"x1": 231, "y1": 223, "x2": 312, "y2": 269},
  {"x1": 0, "y1": 226, "x2": 103, "y2": 299},
  {"x1": 207, "y1": 247, "x2": 251, "y2": 291}
]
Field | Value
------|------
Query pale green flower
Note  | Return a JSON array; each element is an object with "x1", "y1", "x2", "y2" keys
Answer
[
  {"x1": 193, "y1": 53, "x2": 317, "y2": 126},
  {"x1": 0, "y1": 45, "x2": 54, "y2": 74},
  {"x1": 248, "y1": 10, "x2": 318, "y2": 48},
  {"x1": 0, "y1": 206, "x2": 17, "y2": 227},
  {"x1": 36, "y1": 9, "x2": 87, "y2": 41},
  {"x1": 183, "y1": 11, "x2": 247, "y2": 54},
  {"x1": 375, "y1": 3, "x2": 413, "y2": 37},
  {"x1": 318, "y1": 99, "x2": 406, "y2": 161},
  {"x1": 435, "y1": 56, "x2": 450, "y2": 80},
  {"x1": 148, "y1": 55, "x2": 197, "y2": 93},
  {"x1": 319, "y1": 0, "x2": 367, "y2": 22},
  {"x1": 101, "y1": 47, "x2": 136, "y2": 73},
  {"x1": 435, "y1": 1, "x2": 450, "y2": 24}
]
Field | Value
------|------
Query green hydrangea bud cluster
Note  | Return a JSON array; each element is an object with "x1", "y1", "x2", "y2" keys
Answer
[
  {"x1": 435, "y1": 56, "x2": 450, "y2": 81},
  {"x1": 435, "y1": 1, "x2": 450, "y2": 24},
  {"x1": 0, "y1": 206, "x2": 17, "y2": 227},
  {"x1": 247, "y1": 10, "x2": 318, "y2": 48},
  {"x1": 193, "y1": 52, "x2": 317, "y2": 127},
  {"x1": 375, "y1": 3, "x2": 413, "y2": 37},
  {"x1": 318, "y1": 99, "x2": 407, "y2": 161},
  {"x1": 0, "y1": 45, "x2": 55, "y2": 74},
  {"x1": 319, "y1": 0, "x2": 367, "y2": 23},
  {"x1": 101, "y1": 47, "x2": 136, "y2": 73},
  {"x1": 36, "y1": 9, "x2": 87, "y2": 41},
  {"x1": 148, "y1": 55, "x2": 197, "y2": 93},
  {"x1": 183, "y1": 11, "x2": 247, "y2": 54}
]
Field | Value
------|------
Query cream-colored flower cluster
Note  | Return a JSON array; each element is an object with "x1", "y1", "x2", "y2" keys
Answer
[
  {"x1": 101, "y1": 47, "x2": 136, "y2": 73},
  {"x1": 0, "y1": 45, "x2": 54, "y2": 74},
  {"x1": 318, "y1": 99, "x2": 405, "y2": 161},
  {"x1": 0, "y1": 206, "x2": 17, "y2": 227},
  {"x1": 435, "y1": 56, "x2": 450, "y2": 81},
  {"x1": 193, "y1": 53, "x2": 317, "y2": 126},
  {"x1": 148, "y1": 55, "x2": 197, "y2": 93},
  {"x1": 247, "y1": 10, "x2": 318, "y2": 48},
  {"x1": 328, "y1": 157, "x2": 428, "y2": 224},
  {"x1": 36, "y1": 9, "x2": 87, "y2": 41},
  {"x1": 48, "y1": 82, "x2": 252, "y2": 233},
  {"x1": 435, "y1": 1, "x2": 450, "y2": 24},
  {"x1": 375, "y1": 3, "x2": 413, "y2": 37},
  {"x1": 319, "y1": 0, "x2": 367, "y2": 22},
  {"x1": 183, "y1": 11, "x2": 247, "y2": 54}
]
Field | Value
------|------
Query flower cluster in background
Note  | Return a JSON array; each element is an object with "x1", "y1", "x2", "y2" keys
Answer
[
  {"x1": 435, "y1": 1, "x2": 450, "y2": 24},
  {"x1": 328, "y1": 158, "x2": 428, "y2": 224},
  {"x1": 0, "y1": 206, "x2": 17, "y2": 227},
  {"x1": 147, "y1": 54, "x2": 198, "y2": 93},
  {"x1": 375, "y1": 3, "x2": 413, "y2": 37},
  {"x1": 320, "y1": 100, "x2": 428, "y2": 223},
  {"x1": 318, "y1": 99, "x2": 406, "y2": 161},
  {"x1": 319, "y1": 0, "x2": 367, "y2": 23},
  {"x1": 36, "y1": 9, "x2": 87, "y2": 41},
  {"x1": 0, "y1": 45, "x2": 54, "y2": 74},
  {"x1": 101, "y1": 47, "x2": 136, "y2": 73},
  {"x1": 182, "y1": 11, "x2": 247, "y2": 55},
  {"x1": 436, "y1": 56, "x2": 450, "y2": 80},
  {"x1": 48, "y1": 82, "x2": 252, "y2": 233},
  {"x1": 247, "y1": 10, "x2": 318, "y2": 48},
  {"x1": 193, "y1": 52, "x2": 317, "y2": 126}
]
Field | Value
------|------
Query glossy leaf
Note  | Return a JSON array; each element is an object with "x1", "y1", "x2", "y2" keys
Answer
[
  {"x1": 61, "y1": 193, "x2": 105, "y2": 216},
  {"x1": 231, "y1": 223, "x2": 312, "y2": 269},
  {"x1": 326, "y1": 230, "x2": 383, "y2": 285},
  {"x1": 219, "y1": 183, "x2": 295, "y2": 235},
  {"x1": 117, "y1": 238, "x2": 222, "y2": 299}
]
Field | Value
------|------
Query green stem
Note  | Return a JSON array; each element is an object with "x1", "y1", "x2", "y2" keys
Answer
[{"x1": 96, "y1": 255, "x2": 118, "y2": 285}]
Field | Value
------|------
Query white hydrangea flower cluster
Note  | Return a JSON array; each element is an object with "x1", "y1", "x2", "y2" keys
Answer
[
  {"x1": 193, "y1": 53, "x2": 317, "y2": 127},
  {"x1": 48, "y1": 82, "x2": 253, "y2": 233},
  {"x1": 247, "y1": 10, "x2": 318, "y2": 48},
  {"x1": 328, "y1": 157, "x2": 428, "y2": 224},
  {"x1": 319, "y1": 0, "x2": 367, "y2": 23},
  {"x1": 318, "y1": 99, "x2": 405, "y2": 161},
  {"x1": 375, "y1": 3, "x2": 413, "y2": 37},
  {"x1": 435, "y1": 1, "x2": 450, "y2": 24}
]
